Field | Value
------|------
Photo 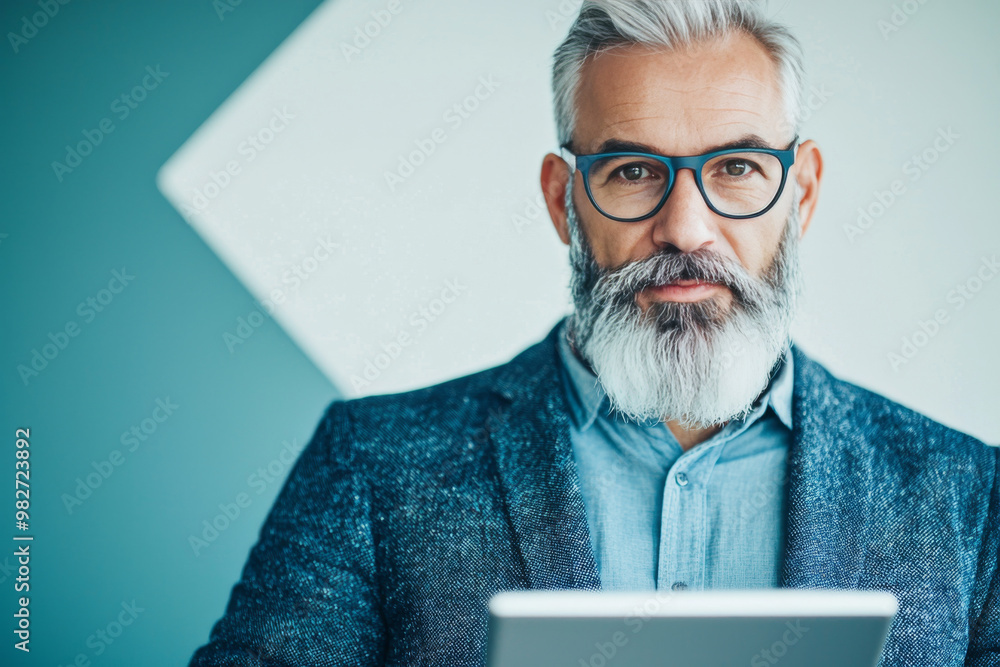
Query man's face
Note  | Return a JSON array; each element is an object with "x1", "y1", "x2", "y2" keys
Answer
[
  {"x1": 569, "y1": 32, "x2": 799, "y2": 310},
  {"x1": 541, "y1": 31, "x2": 822, "y2": 428}
]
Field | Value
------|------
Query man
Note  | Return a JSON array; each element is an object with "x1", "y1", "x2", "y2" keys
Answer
[{"x1": 191, "y1": 1, "x2": 999, "y2": 665}]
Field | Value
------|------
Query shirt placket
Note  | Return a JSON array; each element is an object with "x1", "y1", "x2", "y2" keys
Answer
[{"x1": 657, "y1": 441, "x2": 727, "y2": 591}]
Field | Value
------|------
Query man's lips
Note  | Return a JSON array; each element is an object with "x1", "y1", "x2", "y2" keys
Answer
[{"x1": 641, "y1": 280, "x2": 726, "y2": 303}]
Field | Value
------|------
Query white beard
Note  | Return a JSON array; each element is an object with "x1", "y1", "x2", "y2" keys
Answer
[{"x1": 565, "y1": 183, "x2": 803, "y2": 428}]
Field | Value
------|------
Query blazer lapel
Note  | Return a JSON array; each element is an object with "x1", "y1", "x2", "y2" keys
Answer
[
  {"x1": 487, "y1": 320, "x2": 602, "y2": 591},
  {"x1": 780, "y1": 347, "x2": 872, "y2": 590},
  {"x1": 486, "y1": 329, "x2": 871, "y2": 593}
]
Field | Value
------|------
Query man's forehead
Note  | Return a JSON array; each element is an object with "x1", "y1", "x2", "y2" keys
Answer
[{"x1": 573, "y1": 35, "x2": 787, "y2": 154}]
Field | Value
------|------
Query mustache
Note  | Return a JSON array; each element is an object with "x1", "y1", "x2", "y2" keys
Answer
[{"x1": 590, "y1": 247, "x2": 769, "y2": 310}]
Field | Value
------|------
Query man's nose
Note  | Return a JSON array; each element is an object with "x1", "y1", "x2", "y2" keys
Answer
[{"x1": 650, "y1": 168, "x2": 716, "y2": 254}]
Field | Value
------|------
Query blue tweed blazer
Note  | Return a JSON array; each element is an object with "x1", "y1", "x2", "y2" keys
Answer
[{"x1": 191, "y1": 318, "x2": 999, "y2": 666}]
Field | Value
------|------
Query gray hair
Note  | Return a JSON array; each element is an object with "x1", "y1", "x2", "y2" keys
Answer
[{"x1": 552, "y1": 0, "x2": 807, "y2": 147}]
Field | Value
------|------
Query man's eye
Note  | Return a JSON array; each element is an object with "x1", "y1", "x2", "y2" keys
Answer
[
  {"x1": 619, "y1": 165, "x2": 651, "y2": 181},
  {"x1": 723, "y1": 159, "x2": 753, "y2": 177}
]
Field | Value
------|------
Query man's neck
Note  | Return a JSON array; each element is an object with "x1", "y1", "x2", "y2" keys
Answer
[{"x1": 666, "y1": 420, "x2": 724, "y2": 452}]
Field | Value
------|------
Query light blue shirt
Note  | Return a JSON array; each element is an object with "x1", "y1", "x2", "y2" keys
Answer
[{"x1": 557, "y1": 321, "x2": 794, "y2": 592}]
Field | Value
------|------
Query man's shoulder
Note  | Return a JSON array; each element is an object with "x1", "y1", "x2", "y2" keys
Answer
[
  {"x1": 793, "y1": 346, "x2": 996, "y2": 471},
  {"x1": 342, "y1": 360, "x2": 509, "y2": 427}
]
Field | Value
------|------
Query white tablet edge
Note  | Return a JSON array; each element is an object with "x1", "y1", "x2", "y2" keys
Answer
[{"x1": 489, "y1": 589, "x2": 899, "y2": 619}]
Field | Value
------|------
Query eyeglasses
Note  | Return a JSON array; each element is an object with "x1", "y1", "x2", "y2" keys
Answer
[{"x1": 561, "y1": 137, "x2": 798, "y2": 222}]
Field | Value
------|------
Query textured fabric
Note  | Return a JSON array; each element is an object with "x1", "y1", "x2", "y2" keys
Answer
[
  {"x1": 556, "y1": 319, "x2": 793, "y2": 591},
  {"x1": 190, "y1": 317, "x2": 1000, "y2": 667}
]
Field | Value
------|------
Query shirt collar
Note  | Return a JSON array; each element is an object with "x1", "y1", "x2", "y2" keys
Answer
[{"x1": 556, "y1": 319, "x2": 794, "y2": 433}]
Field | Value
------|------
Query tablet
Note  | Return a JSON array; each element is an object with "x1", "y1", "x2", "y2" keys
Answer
[{"x1": 487, "y1": 589, "x2": 898, "y2": 667}]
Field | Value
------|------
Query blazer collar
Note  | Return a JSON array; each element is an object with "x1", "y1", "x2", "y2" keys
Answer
[{"x1": 487, "y1": 317, "x2": 870, "y2": 592}]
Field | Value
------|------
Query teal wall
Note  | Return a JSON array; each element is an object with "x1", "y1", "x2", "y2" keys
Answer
[
  {"x1": 3, "y1": 0, "x2": 999, "y2": 664},
  {"x1": 0, "y1": 1, "x2": 337, "y2": 664}
]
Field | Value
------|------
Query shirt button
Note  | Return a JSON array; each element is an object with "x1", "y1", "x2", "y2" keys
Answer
[
  {"x1": 675, "y1": 472, "x2": 689, "y2": 487},
  {"x1": 671, "y1": 581, "x2": 688, "y2": 591}
]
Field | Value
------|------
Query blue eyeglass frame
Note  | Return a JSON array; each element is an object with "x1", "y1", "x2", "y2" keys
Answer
[{"x1": 560, "y1": 137, "x2": 799, "y2": 222}]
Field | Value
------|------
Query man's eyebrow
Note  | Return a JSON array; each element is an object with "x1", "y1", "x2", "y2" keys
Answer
[{"x1": 592, "y1": 134, "x2": 778, "y2": 156}]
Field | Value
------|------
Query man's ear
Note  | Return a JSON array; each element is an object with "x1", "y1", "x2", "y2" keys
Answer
[
  {"x1": 792, "y1": 139, "x2": 823, "y2": 238},
  {"x1": 541, "y1": 153, "x2": 572, "y2": 245}
]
